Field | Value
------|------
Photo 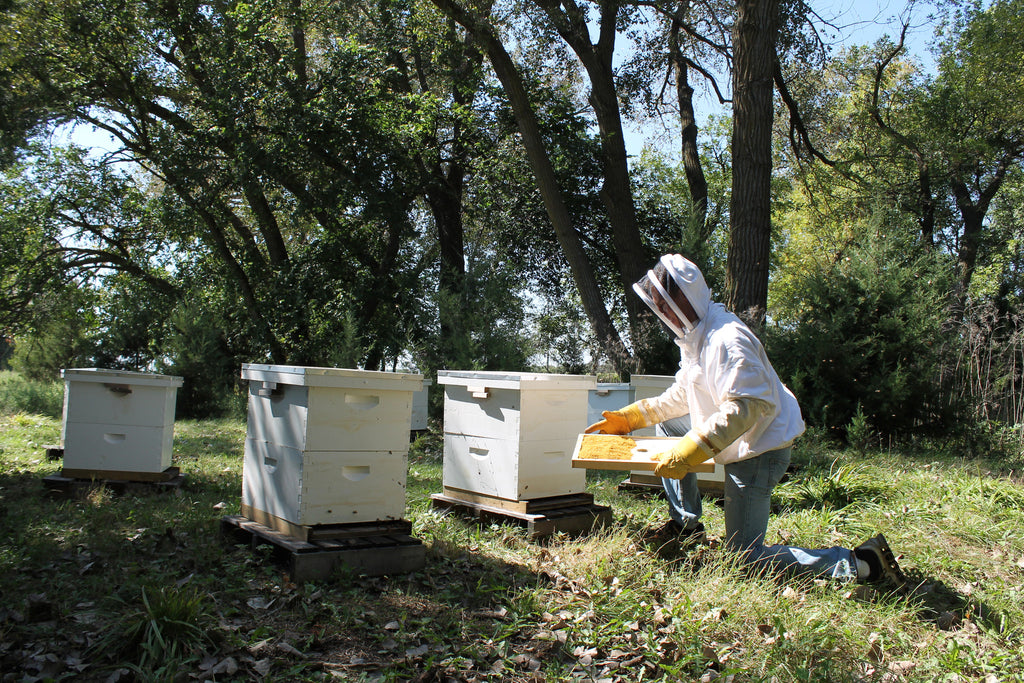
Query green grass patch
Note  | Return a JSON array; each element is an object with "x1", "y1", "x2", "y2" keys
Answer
[{"x1": 2, "y1": 411, "x2": 1023, "y2": 681}]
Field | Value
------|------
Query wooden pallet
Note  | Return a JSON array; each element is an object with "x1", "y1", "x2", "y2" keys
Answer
[
  {"x1": 220, "y1": 515, "x2": 425, "y2": 582},
  {"x1": 617, "y1": 472, "x2": 665, "y2": 494},
  {"x1": 430, "y1": 488, "x2": 613, "y2": 538},
  {"x1": 617, "y1": 473, "x2": 725, "y2": 498},
  {"x1": 42, "y1": 467, "x2": 186, "y2": 498}
]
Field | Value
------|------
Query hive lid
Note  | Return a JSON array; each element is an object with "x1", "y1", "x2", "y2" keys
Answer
[
  {"x1": 241, "y1": 363, "x2": 423, "y2": 390},
  {"x1": 61, "y1": 368, "x2": 184, "y2": 387},
  {"x1": 629, "y1": 374, "x2": 677, "y2": 389},
  {"x1": 437, "y1": 370, "x2": 596, "y2": 391},
  {"x1": 570, "y1": 433, "x2": 715, "y2": 472}
]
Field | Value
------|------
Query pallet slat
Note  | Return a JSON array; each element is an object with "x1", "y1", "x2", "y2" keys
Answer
[
  {"x1": 42, "y1": 472, "x2": 186, "y2": 498},
  {"x1": 430, "y1": 492, "x2": 612, "y2": 538},
  {"x1": 220, "y1": 515, "x2": 425, "y2": 581}
]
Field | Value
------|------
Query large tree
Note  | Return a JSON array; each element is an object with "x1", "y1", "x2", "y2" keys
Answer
[
  {"x1": 781, "y1": 0, "x2": 1024, "y2": 319},
  {"x1": 0, "y1": 0, "x2": 513, "y2": 370}
]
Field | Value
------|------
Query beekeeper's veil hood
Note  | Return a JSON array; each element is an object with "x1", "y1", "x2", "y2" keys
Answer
[{"x1": 632, "y1": 254, "x2": 712, "y2": 338}]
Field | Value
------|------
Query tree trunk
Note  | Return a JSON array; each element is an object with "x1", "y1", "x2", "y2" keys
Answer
[
  {"x1": 429, "y1": 0, "x2": 632, "y2": 373},
  {"x1": 950, "y1": 165, "x2": 1009, "y2": 315},
  {"x1": 670, "y1": 5, "x2": 709, "y2": 240},
  {"x1": 426, "y1": 171, "x2": 466, "y2": 343},
  {"x1": 727, "y1": 0, "x2": 777, "y2": 326},
  {"x1": 534, "y1": 0, "x2": 650, "y2": 344}
]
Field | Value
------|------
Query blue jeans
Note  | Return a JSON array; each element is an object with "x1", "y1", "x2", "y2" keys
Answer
[{"x1": 658, "y1": 421, "x2": 856, "y2": 580}]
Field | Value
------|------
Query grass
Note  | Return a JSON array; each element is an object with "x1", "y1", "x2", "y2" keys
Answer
[{"x1": 2, "y1": 399, "x2": 1024, "y2": 681}]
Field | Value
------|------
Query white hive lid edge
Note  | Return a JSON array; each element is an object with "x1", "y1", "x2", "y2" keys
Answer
[
  {"x1": 240, "y1": 363, "x2": 423, "y2": 390},
  {"x1": 61, "y1": 368, "x2": 184, "y2": 387},
  {"x1": 436, "y1": 370, "x2": 597, "y2": 390}
]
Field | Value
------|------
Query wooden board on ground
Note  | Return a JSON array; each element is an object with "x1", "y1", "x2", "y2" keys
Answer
[
  {"x1": 220, "y1": 515, "x2": 425, "y2": 582},
  {"x1": 617, "y1": 472, "x2": 665, "y2": 494},
  {"x1": 617, "y1": 472, "x2": 725, "y2": 498},
  {"x1": 570, "y1": 434, "x2": 715, "y2": 472},
  {"x1": 430, "y1": 490, "x2": 613, "y2": 538},
  {"x1": 60, "y1": 466, "x2": 181, "y2": 482},
  {"x1": 440, "y1": 487, "x2": 597, "y2": 515},
  {"x1": 239, "y1": 503, "x2": 413, "y2": 543},
  {"x1": 42, "y1": 470, "x2": 186, "y2": 498}
]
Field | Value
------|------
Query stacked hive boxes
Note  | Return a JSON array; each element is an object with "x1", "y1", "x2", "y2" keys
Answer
[
  {"x1": 240, "y1": 364, "x2": 423, "y2": 531},
  {"x1": 437, "y1": 370, "x2": 596, "y2": 501},
  {"x1": 59, "y1": 368, "x2": 183, "y2": 476}
]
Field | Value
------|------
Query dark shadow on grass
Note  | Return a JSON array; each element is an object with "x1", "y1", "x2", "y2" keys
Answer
[
  {"x1": 899, "y1": 569, "x2": 1010, "y2": 633},
  {"x1": 294, "y1": 519, "x2": 572, "y2": 682}
]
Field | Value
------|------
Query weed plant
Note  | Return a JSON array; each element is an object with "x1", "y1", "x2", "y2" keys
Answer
[{"x1": 2, "y1": 405, "x2": 1024, "y2": 680}]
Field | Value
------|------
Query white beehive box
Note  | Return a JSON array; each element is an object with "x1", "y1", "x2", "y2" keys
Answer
[
  {"x1": 630, "y1": 374, "x2": 725, "y2": 492},
  {"x1": 410, "y1": 380, "x2": 432, "y2": 431},
  {"x1": 587, "y1": 382, "x2": 634, "y2": 428},
  {"x1": 240, "y1": 364, "x2": 423, "y2": 528},
  {"x1": 60, "y1": 368, "x2": 183, "y2": 475},
  {"x1": 437, "y1": 370, "x2": 596, "y2": 501},
  {"x1": 630, "y1": 375, "x2": 677, "y2": 437}
]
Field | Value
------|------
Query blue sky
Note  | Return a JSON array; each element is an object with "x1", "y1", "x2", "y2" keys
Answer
[{"x1": 623, "y1": 0, "x2": 941, "y2": 156}]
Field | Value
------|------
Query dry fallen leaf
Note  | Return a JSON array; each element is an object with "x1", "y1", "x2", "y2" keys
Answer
[
  {"x1": 936, "y1": 611, "x2": 960, "y2": 631},
  {"x1": 246, "y1": 596, "x2": 274, "y2": 610},
  {"x1": 888, "y1": 660, "x2": 916, "y2": 675},
  {"x1": 405, "y1": 644, "x2": 429, "y2": 658},
  {"x1": 703, "y1": 607, "x2": 728, "y2": 622}
]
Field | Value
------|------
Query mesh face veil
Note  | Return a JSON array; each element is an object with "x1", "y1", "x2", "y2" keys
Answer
[{"x1": 632, "y1": 255, "x2": 701, "y2": 338}]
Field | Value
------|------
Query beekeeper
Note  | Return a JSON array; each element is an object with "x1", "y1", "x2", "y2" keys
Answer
[{"x1": 586, "y1": 254, "x2": 905, "y2": 585}]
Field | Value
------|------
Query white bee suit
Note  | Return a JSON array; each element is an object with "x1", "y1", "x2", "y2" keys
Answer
[
  {"x1": 632, "y1": 253, "x2": 804, "y2": 464},
  {"x1": 633, "y1": 255, "x2": 856, "y2": 581},
  {"x1": 645, "y1": 301, "x2": 806, "y2": 464}
]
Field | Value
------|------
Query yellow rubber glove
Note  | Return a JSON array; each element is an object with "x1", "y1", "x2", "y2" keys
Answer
[
  {"x1": 584, "y1": 402, "x2": 650, "y2": 435},
  {"x1": 653, "y1": 432, "x2": 713, "y2": 479}
]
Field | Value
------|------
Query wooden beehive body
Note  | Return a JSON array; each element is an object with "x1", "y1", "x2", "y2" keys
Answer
[
  {"x1": 586, "y1": 383, "x2": 634, "y2": 428},
  {"x1": 438, "y1": 370, "x2": 596, "y2": 501},
  {"x1": 60, "y1": 368, "x2": 183, "y2": 474},
  {"x1": 410, "y1": 380, "x2": 431, "y2": 431},
  {"x1": 240, "y1": 364, "x2": 423, "y2": 527}
]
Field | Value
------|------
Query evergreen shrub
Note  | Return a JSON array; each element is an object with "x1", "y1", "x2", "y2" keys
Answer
[{"x1": 764, "y1": 232, "x2": 959, "y2": 443}]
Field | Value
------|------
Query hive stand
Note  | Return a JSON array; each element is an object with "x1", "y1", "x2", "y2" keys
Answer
[
  {"x1": 616, "y1": 471, "x2": 666, "y2": 494},
  {"x1": 42, "y1": 463, "x2": 186, "y2": 499},
  {"x1": 431, "y1": 487, "x2": 613, "y2": 539},
  {"x1": 220, "y1": 515, "x2": 425, "y2": 582},
  {"x1": 616, "y1": 473, "x2": 725, "y2": 498}
]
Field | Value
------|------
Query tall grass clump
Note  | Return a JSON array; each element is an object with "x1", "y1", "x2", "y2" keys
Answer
[
  {"x1": 0, "y1": 370, "x2": 63, "y2": 417},
  {"x1": 94, "y1": 585, "x2": 215, "y2": 677},
  {"x1": 773, "y1": 459, "x2": 891, "y2": 511}
]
